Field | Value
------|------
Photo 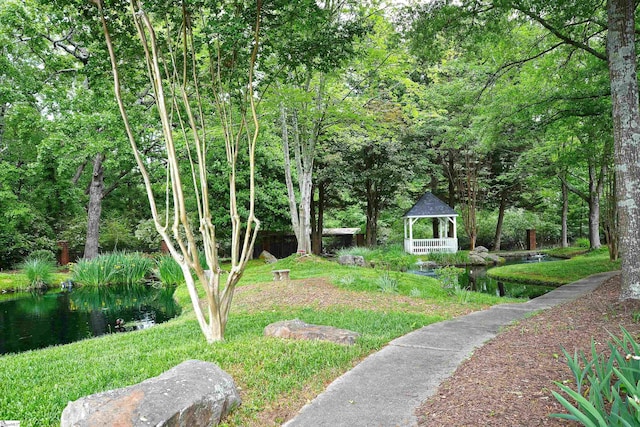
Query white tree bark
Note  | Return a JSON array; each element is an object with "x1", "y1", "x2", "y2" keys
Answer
[
  {"x1": 96, "y1": 0, "x2": 261, "y2": 341},
  {"x1": 279, "y1": 74, "x2": 326, "y2": 254}
]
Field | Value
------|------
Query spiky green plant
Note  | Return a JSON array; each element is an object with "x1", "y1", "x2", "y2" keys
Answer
[
  {"x1": 156, "y1": 255, "x2": 185, "y2": 286},
  {"x1": 21, "y1": 258, "x2": 55, "y2": 288}
]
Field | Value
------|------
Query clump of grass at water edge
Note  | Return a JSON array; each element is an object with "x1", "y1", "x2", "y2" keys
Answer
[{"x1": 71, "y1": 252, "x2": 154, "y2": 286}]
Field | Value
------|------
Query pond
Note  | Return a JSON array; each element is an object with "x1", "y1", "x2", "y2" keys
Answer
[
  {"x1": 410, "y1": 254, "x2": 560, "y2": 299},
  {"x1": 0, "y1": 284, "x2": 180, "y2": 355}
]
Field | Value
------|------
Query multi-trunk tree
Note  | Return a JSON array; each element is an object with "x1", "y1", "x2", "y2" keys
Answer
[{"x1": 96, "y1": 0, "x2": 261, "y2": 342}]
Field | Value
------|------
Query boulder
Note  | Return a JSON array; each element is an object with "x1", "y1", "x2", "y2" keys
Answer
[
  {"x1": 60, "y1": 360, "x2": 241, "y2": 427},
  {"x1": 482, "y1": 253, "x2": 502, "y2": 264},
  {"x1": 337, "y1": 254, "x2": 366, "y2": 267},
  {"x1": 474, "y1": 246, "x2": 489, "y2": 253},
  {"x1": 264, "y1": 319, "x2": 360, "y2": 345},
  {"x1": 468, "y1": 254, "x2": 488, "y2": 265},
  {"x1": 259, "y1": 250, "x2": 278, "y2": 264}
]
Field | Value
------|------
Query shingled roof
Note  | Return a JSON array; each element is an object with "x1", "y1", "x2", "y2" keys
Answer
[{"x1": 403, "y1": 192, "x2": 458, "y2": 218}]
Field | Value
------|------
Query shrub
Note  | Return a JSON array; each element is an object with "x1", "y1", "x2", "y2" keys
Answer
[
  {"x1": 25, "y1": 249, "x2": 57, "y2": 265},
  {"x1": 575, "y1": 238, "x2": 591, "y2": 249},
  {"x1": 551, "y1": 327, "x2": 640, "y2": 426},
  {"x1": 434, "y1": 266, "x2": 464, "y2": 295},
  {"x1": 21, "y1": 258, "x2": 55, "y2": 288}
]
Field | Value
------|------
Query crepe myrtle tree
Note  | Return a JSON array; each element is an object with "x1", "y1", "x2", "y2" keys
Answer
[{"x1": 95, "y1": 0, "x2": 261, "y2": 342}]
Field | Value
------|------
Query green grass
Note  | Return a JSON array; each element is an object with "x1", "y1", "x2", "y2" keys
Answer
[
  {"x1": 0, "y1": 255, "x2": 515, "y2": 426},
  {"x1": 0, "y1": 272, "x2": 69, "y2": 292},
  {"x1": 487, "y1": 248, "x2": 620, "y2": 286},
  {"x1": 545, "y1": 246, "x2": 590, "y2": 259}
]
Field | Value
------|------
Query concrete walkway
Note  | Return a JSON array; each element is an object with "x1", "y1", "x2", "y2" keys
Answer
[{"x1": 283, "y1": 271, "x2": 619, "y2": 427}]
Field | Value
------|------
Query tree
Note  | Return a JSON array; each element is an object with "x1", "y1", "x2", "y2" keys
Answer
[
  {"x1": 607, "y1": 0, "x2": 640, "y2": 299},
  {"x1": 96, "y1": 0, "x2": 261, "y2": 342}
]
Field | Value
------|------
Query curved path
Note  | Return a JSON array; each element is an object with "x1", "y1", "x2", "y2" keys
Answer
[{"x1": 283, "y1": 271, "x2": 619, "y2": 427}]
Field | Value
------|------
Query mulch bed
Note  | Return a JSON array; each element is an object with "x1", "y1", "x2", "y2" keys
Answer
[{"x1": 416, "y1": 274, "x2": 640, "y2": 426}]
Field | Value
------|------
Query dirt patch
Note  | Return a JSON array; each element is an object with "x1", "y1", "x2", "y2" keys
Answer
[{"x1": 416, "y1": 274, "x2": 640, "y2": 426}]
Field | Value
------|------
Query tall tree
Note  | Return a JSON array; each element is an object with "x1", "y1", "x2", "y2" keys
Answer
[
  {"x1": 607, "y1": 0, "x2": 640, "y2": 299},
  {"x1": 96, "y1": 0, "x2": 261, "y2": 342}
]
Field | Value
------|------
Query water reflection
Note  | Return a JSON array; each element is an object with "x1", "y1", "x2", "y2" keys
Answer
[{"x1": 0, "y1": 285, "x2": 180, "y2": 355}]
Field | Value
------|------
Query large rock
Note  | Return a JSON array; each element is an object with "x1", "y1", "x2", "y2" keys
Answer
[
  {"x1": 264, "y1": 319, "x2": 360, "y2": 345},
  {"x1": 468, "y1": 254, "x2": 488, "y2": 265},
  {"x1": 474, "y1": 245, "x2": 489, "y2": 253},
  {"x1": 60, "y1": 360, "x2": 241, "y2": 427},
  {"x1": 337, "y1": 254, "x2": 366, "y2": 267},
  {"x1": 259, "y1": 250, "x2": 278, "y2": 264}
]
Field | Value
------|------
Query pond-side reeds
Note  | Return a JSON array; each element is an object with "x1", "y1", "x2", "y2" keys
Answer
[
  {"x1": 21, "y1": 258, "x2": 55, "y2": 289},
  {"x1": 71, "y1": 252, "x2": 154, "y2": 287},
  {"x1": 155, "y1": 255, "x2": 185, "y2": 286}
]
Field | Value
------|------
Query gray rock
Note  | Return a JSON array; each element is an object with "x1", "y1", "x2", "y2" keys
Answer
[
  {"x1": 482, "y1": 253, "x2": 502, "y2": 263},
  {"x1": 474, "y1": 246, "x2": 489, "y2": 253},
  {"x1": 259, "y1": 250, "x2": 278, "y2": 264},
  {"x1": 60, "y1": 360, "x2": 241, "y2": 427},
  {"x1": 265, "y1": 319, "x2": 360, "y2": 345},
  {"x1": 468, "y1": 254, "x2": 488, "y2": 265},
  {"x1": 337, "y1": 254, "x2": 366, "y2": 267}
]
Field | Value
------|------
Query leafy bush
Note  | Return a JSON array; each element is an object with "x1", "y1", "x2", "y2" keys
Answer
[
  {"x1": 434, "y1": 266, "x2": 464, "y2": 295},
  {"x1": 21, "y1": 258, "x2": 55, "y2": 288},
  {"x1": 72, "y1": 252, "x2": 153, "y2": 286},
  {"x1": 551, "y1": 327, "x2": 640, "y2": 426},
  {"x1": 339, "y1": 245, "x2": 419, "y2": 271},
  {"x1": 575, "y1": 238, "x2": 590, "y2": 249},
  {"x1": 25, "y1": 249, "x2": 57, "y2": 265}
]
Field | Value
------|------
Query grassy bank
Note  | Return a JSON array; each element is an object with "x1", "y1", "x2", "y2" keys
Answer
[
  {"x1": 0, "y1": 271, "x2": 69, "y2": 293},
  {"x1": 487, "y1": 248, "x2": 620, "y2": 286},
  {"x1": 0, "y1": 255, "x2": 514, "y2": 427}
]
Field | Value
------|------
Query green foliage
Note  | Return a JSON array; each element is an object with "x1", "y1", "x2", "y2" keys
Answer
[
  {"x1": 551, "y1": 327, "x2": 640, "y2": 426},
  {"x1": 576, "y1": 238, "x2": 591, "y2": 249},
  {"x1": 71, "y1": 252, "x2": 153, "y2": 287},
  {"x1": 376, "y1": 270, "x2": 399, "y2": 293},
  {"x1": 21, "y1": 258, "x2": 55, "y2": 288},
  {"x1": 25, "y1": 249, "x2": 57, "y2": 265},
  {"x1": 476, "y1": 208, "x2": 561, "y2": 250},
  {"x1": 155, "y1": 256, "x2": 185, "y2": 286},
  {"x1": 434, "y1": 266, "x2": 465, "y2": 295},
  {"x1": 338, "y1": 245, "x2": 419, "y2": 271},
  {"x1": 425, "y1": 251, "x2": 470, "y2": 266}
]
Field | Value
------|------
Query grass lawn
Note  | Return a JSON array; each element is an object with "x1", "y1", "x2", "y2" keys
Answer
[
  {"x1": 0, "y1": 255, "x2": 516, "y2": 427},
  {"x1": 487, "y1": 248, "x2": 620, "y2": 286},
  {"x1": 0, "y1": 272, "x2": 69, "y2": 292}
]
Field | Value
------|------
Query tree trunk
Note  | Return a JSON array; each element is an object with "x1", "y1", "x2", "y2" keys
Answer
[
  {"x1": 281, "y1": 104, "x2": 312, "y2": 254},
  {"x1": 588, "y1": 161, "x2": 603, "y2": 249},
  {"x1": 561, "y1": 176, "x2": 569, "y2": 248},
  {"x1": 84, "y1": 152, "x2": 105, "y2": 259},
  {"x1": 607, "y1": 0, "x2": 640, "y2": 299},
  {"x1": 311, "y1": 182, "x2": 325, "y2": 255},
  {"x1": 365, "y1": 179, "x2": 378, "y2": 246},
  {"x1": 493, "y1": 193, "x2": 507, "y2": 251},
  {"x1": 431, "y1": 175, "x2": 440, "y2": 238}
]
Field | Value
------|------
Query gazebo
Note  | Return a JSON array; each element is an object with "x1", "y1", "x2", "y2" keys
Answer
[{"x1": 403, "y1": 192, "x2": 458, "y2": 254}]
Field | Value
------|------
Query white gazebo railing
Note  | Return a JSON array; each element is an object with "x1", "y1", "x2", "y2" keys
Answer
[{"x1": 404, "y1": 238, "x2": 458, "y2": 254}]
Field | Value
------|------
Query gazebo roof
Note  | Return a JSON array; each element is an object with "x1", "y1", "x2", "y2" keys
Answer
[{"x1": 403, "y1": 192, "x2": 458, "y2": 218}]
